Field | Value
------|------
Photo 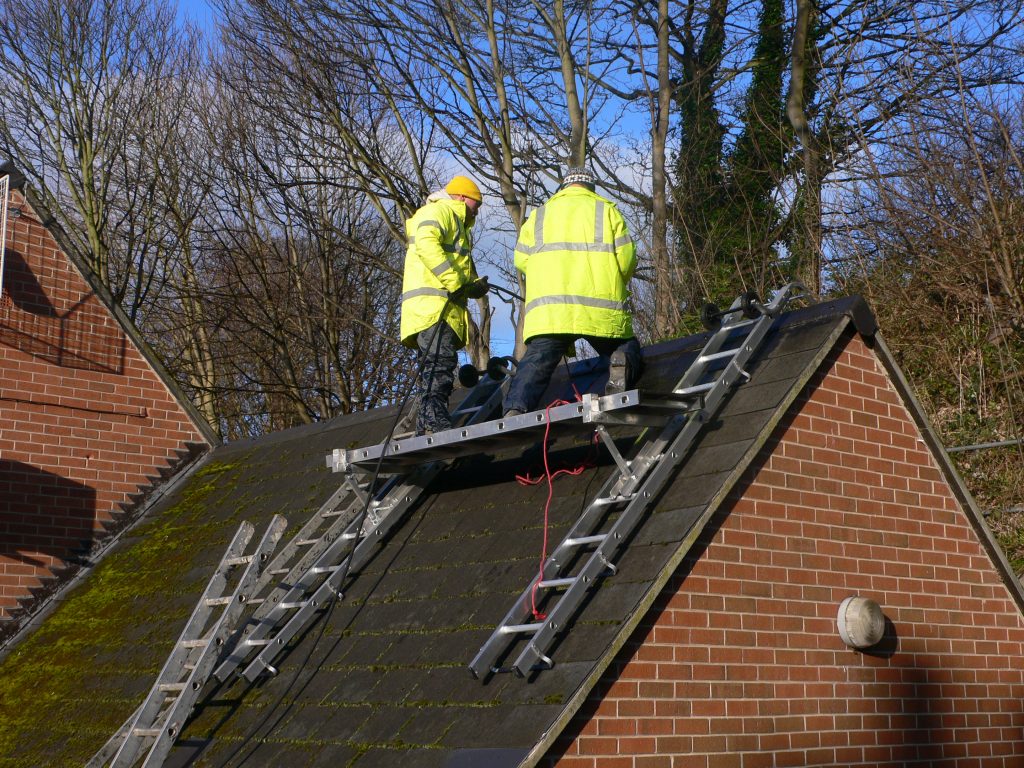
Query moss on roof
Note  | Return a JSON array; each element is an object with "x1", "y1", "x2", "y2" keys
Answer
[{"x1": 0, "y1": 301, "x2": 873, "y2": 768}]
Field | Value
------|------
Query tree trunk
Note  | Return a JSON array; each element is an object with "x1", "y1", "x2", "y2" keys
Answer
[{"x1": 786, "y1": 0, "x2": 822, "y2": 295}]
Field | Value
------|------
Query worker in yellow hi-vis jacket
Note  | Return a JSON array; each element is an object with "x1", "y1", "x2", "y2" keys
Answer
[
  {"x1": 503, "y1": 167, "x2": 642, "y2": 416},
  {"x1": 400, "y1": 175, "x2": 489, "y2": 435}
]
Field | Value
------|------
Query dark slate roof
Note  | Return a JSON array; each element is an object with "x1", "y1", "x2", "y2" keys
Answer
[{"x1": 0, "y1": 297, "x2": 913, "y2": 767}]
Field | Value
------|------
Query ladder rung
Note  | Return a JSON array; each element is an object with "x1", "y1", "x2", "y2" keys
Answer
[
  {"x1": 323, "y1": 509, "x2": 348, "y2": 518},
  {"x1": 180, "y1": 639, "x2": 208, "y2": 649},
  {"x1": 158, "y1": 683, "x2": 186, "y2": 693},
  {"x1": 294, "y1": 538, "x2": 317, "y2": 546},
  {"x1": 500, "y1": 623, "x2": 542, "y2": 635},
  {"x1": 310, "y1": 565, "x2": 340, "y2": 575},
  {"x1": 698, "y1": 348, "x2": 740, "y2": 363},
  {"x1": 132, "y1": 728, "x2": 162, "y2": 738},
  {"x1": 223, "y1": 555, "x2": 254, "y2": 567},
  {"x1": 204, "y1": 596, "x2": 232, "y2": 607},
  {"x1": 277, "y1": 601, "x2": 306, "y2": 610},
  {"x1": 244, "y1": 638, "x2": 273, "y2": 647},
  {"x1": 563, "y1": 534, "x2": 607, "y2": 547},
  {"x1": 269, "y1": 568, "x2": 290, "y2": 576},
  {"x1": 674, "y1": 382, "x2": 715, "y2": 396},
  {"x1": 537, "y1": 577, "x2": 576, "y2": 589}
]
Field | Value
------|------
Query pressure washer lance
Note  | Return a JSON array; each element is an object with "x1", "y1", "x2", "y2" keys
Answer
[{"x1": 488, "y1": 281, "x2": 523, "y2": 303}]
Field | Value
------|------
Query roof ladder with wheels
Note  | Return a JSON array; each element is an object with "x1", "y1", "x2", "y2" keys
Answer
[
  {"x1": 88, "y1": 514, "x2": 287, "y2": 768},
  {"x1": 469, "y1": 282, "x2": 805, "y2": 678},
  {"x1": 213, "y1": 370, "x2": 511, "y2": 683}
]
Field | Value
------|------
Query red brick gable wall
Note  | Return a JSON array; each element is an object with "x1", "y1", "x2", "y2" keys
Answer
[
  {"x1": 548, "y1": 333, "x2": 1024, "y2": 767},
  {"x1": 0, "y1": 189, "x2": 208, "y2": 623}
]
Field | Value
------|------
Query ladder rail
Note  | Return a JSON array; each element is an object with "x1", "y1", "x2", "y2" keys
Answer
[
  {"x1": 225, "y1": 377, "x2": 508, "y2": 682},
  {"x1": 235, "y1": 462, "x2": 443, "y2": 681},
  {"x1": 138, "y1": 515, "x2": 286, "y2": 768},
  {"x1": 212, "y1": 479, "x2": 393, "y2": 680},
  {"x1": 512, "y1": 282, "x2": 802, "y2": 674},
  {"x1": 511, "y1": 400, "x2": 733, "y2": 674},
  {"x1": 469, "y1": 431, "x2": 674, "y2": 677},
  {"x1": 90, "y1": 515, "x2": 286, "y2": 768},
  {"x1": 215, "y1": 380, "x2": 506, "y2": 681},
  {"x1": 105, "y1": 522, "x2": 254, "y2": 767},
  {"x1": 469, "y1": 282, "x2": 804, "y2": 678}
]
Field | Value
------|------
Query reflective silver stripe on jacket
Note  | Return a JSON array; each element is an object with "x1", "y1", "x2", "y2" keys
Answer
[
  {"x1": 441, "y1": 242, "x2": 471, "y2": 257},
  {"x1": 524, "y1": 294, "x2": 626, "y2": 314},
  {"x1": 517, "y1": 199, "x2": 615, "y2": 254},
  {"x1": 402, "y1": 287, "x2": 449, "y2": 302}
]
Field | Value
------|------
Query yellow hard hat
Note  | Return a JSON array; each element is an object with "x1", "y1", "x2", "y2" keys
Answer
[{"x1": 445, "y1": 175, "x2": 483, "y2": 203}]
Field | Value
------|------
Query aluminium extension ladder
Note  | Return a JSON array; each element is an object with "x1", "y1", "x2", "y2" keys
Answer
[
  {"x1": 88, "y1": 515, "x2": 287, "y2": 768},
  {"x1": 212, "y1": 370, "x2": 510, "y2": 683},
  {"x1": 469, "y1": 281, "x2": 805, "y2": 678}
]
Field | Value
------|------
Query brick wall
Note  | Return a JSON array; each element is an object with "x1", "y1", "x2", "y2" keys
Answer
[
  {"x1": 549, "y1": 333, "x2": 1024, "y2": 767},
  {"x1": 0, "y1": 188, "x2": 209, "y2": 623}
]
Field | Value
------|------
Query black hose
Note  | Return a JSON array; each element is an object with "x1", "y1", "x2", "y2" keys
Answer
[{"x1": 333, "y1": 294, "x2": 454, "y2": 594}]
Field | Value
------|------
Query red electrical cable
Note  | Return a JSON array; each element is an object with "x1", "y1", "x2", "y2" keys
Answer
[
  {"x1": 528, "y1": 398, "x2": 566, "y2": 620},
  {"x1": 514, "y1": 385, "x2": 593, "y2": 486},
  {"x1": 525, "y1": 396, "x2": 601, "y2": 620}
]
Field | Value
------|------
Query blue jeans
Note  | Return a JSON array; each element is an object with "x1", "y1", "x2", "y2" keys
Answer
[
  {"x1": 415, "y1": 321, "x2": 459, "y2": 434},
  {"x1": 504, "y1": 335, "x2": 643, "y2": 413}
]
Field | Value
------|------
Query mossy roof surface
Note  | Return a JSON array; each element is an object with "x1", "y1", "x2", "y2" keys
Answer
[{"x1": 0, "y1": 299, "x2": 867, "y2": 768}]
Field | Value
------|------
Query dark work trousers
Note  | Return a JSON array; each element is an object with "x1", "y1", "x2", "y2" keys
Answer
[
  {"x1": 415, "y1": 320, "x2": 460, "y2": 435},
  {"x1": 504, "y1": 334, "x2": 643, "y2": 414}
]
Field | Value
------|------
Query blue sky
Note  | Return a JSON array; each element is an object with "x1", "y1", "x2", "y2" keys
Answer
[{"x1": 175, "y1": 0, "x2": 215, "y2": 29}]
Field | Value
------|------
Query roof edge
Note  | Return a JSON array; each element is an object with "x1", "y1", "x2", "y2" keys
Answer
[
  {"x1": 785, "y1": 293, "x2": 878, "y2": 337},
  {"x1": 2, "y1": 160, "x2": 218, "y2": 445},
  {"x1": 0, "y1": 160, "x2": 26, "y2": 189},
  {"x1": 521, "y1": 315, "x2": 857, "y2": 767},
  {"x1": 868, "y1": 333, "x2": 1024, "y2": 615},
  {"x1": 0, "y1": 446, "x2": 215, "y2": 661}
]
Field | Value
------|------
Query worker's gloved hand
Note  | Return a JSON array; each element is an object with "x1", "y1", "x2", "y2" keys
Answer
[{"x1": 460, "y1": 277, "x2": 490, "y2": 299}]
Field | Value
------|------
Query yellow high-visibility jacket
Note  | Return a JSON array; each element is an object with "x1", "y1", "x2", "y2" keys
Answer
[
  {"x1": 514, "y1": 186, "x2": 636, "y2": 341},
  {"x1": 400, "y1": 197, "x2": 478, "y2": 349}
]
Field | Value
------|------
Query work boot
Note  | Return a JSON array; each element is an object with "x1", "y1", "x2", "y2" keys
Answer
[
  {"x1": 503, "y1": 408, "x2": 524, "y2": 418},
  {"x1": 605, "y1": 350, "x2": 628, "y2": 395},
  {"x1": 416, "y1": 421, "x2": 452, "y2": 437}
]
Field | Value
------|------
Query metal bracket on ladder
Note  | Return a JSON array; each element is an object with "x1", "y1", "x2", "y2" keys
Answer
[
  {"x1": 468, "y1": 282, "x2": 805, "y2": 679},
  {"x1": 211, "y1": 373, "x2": 510, "y2": 684},
  {"x1": 88, "y1": 515, "x2": 287, "y2": 768}
]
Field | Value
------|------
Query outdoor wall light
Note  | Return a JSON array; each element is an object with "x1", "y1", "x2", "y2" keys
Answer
[{"x1": 837, "y1": 595, "x2": 885, "y2": 649}]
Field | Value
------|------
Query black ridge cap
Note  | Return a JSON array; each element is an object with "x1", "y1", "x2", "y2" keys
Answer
[
  {"x1": 615, "y1": 292, "x2": 878, "y2": 369},
  {"x1": 0, "y1": 160, "x2": 26, "y2": 189},
  {"x1": 517, "y1": 311, "x2": 860, "y2": 768},
  {"x1": 871, "y1": 333, "x2": 1024, "y2": 616},
  {"x1": 790, "y1": 293, "x2": 878, "y2": 337},
  {"x1": 215, "y1": 397, "x2": 400, "y2": 454},
  {"x1": 0, "y1": 160, "x2": 218, "y2": 446}
]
